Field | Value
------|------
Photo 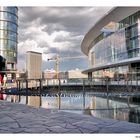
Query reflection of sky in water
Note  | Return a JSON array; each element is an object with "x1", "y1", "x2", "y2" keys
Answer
[
  {"x1": 6, "y1": 95, "x2": 11, "y2": 102},
  {"x1": 20, "y1": 96, "x2": 26, "y2": 104},
  {"x1": 42, "y1": 95, "x2": 138, "y2": 110},
  {"x1": 6, "y1": 95, "x2": 26, "y2": 104},
  {"x1": 42, "y1": 96, "x2": 57, "y2": 109}
]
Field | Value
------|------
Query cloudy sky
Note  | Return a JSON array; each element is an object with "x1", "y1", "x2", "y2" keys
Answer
[{"x1": 17, "y1": 7, "x2": 112, "y2": 72}]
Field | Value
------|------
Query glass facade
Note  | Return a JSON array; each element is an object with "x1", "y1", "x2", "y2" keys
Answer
[
  {"x1": 0, "y1": 7, "x2": 18, "y2": 63},
  {"x1": 89, "y1": 10, "x2": 140, "y2": 79},
  {"x1": 119, "y1": 11, "x2": 140, "y2": 29},
  {"x1": 90, "y1": 23, "x2": 140, "y2": 68}
]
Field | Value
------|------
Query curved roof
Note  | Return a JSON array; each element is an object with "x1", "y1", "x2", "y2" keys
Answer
[{"x1": 81, "y1": 7, "x2": 140, "y2": 56}]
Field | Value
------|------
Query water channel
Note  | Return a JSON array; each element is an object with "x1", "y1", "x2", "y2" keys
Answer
[{"x1": 5, "y1": 92, "x2": 140, "y2": 124}]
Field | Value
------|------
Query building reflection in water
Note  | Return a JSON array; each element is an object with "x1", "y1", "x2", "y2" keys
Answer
[
  {"x1": 5, "y1": 93, "x2": 140, "y2": 124},
  {"x1": 56, "y1": 95, "x2": 61, "y2": 109},
  {"x1": 129, "y1": 108, "x2": 140, "y2": 123},
  {"x1": 89, "y1": 96, "x2": 130, "y2": 122}
]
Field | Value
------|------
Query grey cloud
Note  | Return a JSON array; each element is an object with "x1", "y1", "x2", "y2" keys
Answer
[
  {"x1": 38, "y1": 41, "x2": 50, "y2": 48},
  {"x1": 18, "y1": 7, "x2": 112, "y2": 43},
  {"x1": 53, "y1": 35, "x2": 69, "y2": 42},
  {"x1": 17, "y1": 6, "x2": 112, "y2": 71},
  {"x1": 42, "y1": 23, "x2": 65, "y2": 35},
  {"x1": 17, "y1": 53, "x2": 25, "y2": 60},
  {"x1": 46, "y1": 47, "x2": 60, "y2": 54},
  {"x1": 19, "y1": 7, "x2": 111, "y2": 34}
]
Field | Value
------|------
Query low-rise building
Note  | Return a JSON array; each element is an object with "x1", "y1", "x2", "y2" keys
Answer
[{"x1": 68, "y1": 69, "x2": 88, "y2": 79}]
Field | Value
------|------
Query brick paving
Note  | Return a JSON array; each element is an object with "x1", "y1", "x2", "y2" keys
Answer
[{"x1": 0, "y1": 100, "x2": 140, "y2": 133}]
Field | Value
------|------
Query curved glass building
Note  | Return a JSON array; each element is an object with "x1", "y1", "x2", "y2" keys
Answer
[
  {"x1": 0, "y1": 7, "x2": 18, "y2": 78},
  {"x1": 81, "y1": 7, "x2": 140, "y2": 80}
]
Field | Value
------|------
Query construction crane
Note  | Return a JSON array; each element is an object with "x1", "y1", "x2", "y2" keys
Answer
[
  {"x1": 47, "y1": 55, "x2": 86, "y2": 79},
  {"x1": 47, "y1": 55, "x2": 60, "y2": 80}
]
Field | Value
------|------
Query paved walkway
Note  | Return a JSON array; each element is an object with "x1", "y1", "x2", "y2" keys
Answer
[{"x1": 0, "y1": 100, "x2": 140, "y2": 133}]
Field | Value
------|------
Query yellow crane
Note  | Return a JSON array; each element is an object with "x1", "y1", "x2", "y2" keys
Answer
[
  {"x1": 48, "y1": 55, "x2": 60, "y2": 80},
  {"x1": 47, "y1": 55, "x2": 86, "y2": 79},
  {"x1": 47, "y1": 54, "x2": 86, "y2": 110}
]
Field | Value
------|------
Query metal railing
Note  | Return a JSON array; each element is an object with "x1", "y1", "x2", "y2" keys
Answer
[{"x1": 1, "y1": 77, "x2": 140, "y2": 96}]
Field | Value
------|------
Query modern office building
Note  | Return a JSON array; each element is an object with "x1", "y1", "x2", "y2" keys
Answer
[
  {"x1": 0, "y1": 7, "x2": 18, "y2": 79},
  {"x1": 81, "y1": 7, "x2": 140, "y2": 80},
  {"x1": 26, "y1": 51, "x2": 42, "y2": 79}
]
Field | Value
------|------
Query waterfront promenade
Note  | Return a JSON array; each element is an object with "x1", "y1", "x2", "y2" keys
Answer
[{"x1": 0, "y1": 100, "x2": 140, "y2": 133}]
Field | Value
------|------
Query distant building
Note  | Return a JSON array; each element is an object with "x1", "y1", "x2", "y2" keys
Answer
[
  {"x1": 43, "y1": 69, "x2": 87, "y2": 80},
  {"x1": 59, "y1": 71, "x2": 68, "y2": 79},
  {"x1": 43, "y1": 69, "x2": 56, "y2": 79},
  {"x1": 43, "y1": 69, "x2": 68, "y2": 80},
  {"x1": 0, "y1": 7, "x2": 18, "y2": 79},
  {"x1": 68, "y1": 69, "x2": 88, "y2": 79},
  {"x1": 26, "y1": 51, "x2": 42, "y2": 79}
]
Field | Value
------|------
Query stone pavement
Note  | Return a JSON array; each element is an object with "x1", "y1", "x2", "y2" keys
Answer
[{"x1": 0, "y1": 100, "x2": 140, "y2": 133}]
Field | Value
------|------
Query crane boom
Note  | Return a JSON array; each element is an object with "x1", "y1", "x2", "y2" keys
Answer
[
  {"x1": 62, "y1": 56, "x2": 86, "y2": 59},
  {"x1": 47, "y1": 55, "x2": 86, "y2": 79}
]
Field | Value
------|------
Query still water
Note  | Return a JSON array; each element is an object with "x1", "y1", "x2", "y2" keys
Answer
[{"x1": 6, "y1": 92, "x2": 140, "y2": 124}]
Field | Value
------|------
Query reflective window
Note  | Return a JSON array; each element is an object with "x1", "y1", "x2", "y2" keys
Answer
[
  {"x1": 0, "y1": 49, "x2": 17, "y2": 62},
  {"x1": 0, "y1": 39, "x2": 17, "y2": 51},
  {"x1": 0, "y1": 7, "x2": 17, "y2": 63},
  {"x1": 0, "y1": 12, "x2": 17, "y2": 22},
  {"x1": 119, "y1": 11, "x2": 140, "y2": 29},
  {"x1": 90, "y1": 23, "x2": 140, "y2": 67},
  {"x1": 2, "y1": 7, "x2": 17, "y2": 15},
  {"x1": 0, "y1": 30, "x2": 17, "y2": 41},
  {"x1": 0, "y1": 21, "x2": 17, "y2": 32},
  {"x1": 8, "y1": 40, "x2": 17, "y2": 50}
]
